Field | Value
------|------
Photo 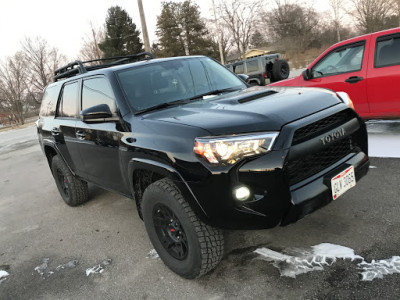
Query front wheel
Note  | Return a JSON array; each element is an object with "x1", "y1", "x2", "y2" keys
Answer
[{"x1": 142, "y1": 178, "x2": 224, "y2": 278}]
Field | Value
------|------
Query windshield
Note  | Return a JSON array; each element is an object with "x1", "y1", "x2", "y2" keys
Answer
[{"x1": 117, "y1": 57, "x2": 246, "y2": 111}]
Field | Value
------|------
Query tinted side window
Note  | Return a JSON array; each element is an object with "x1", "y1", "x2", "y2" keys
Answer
[
  {"x1": 82, "y1": 77, "x2": 116, "y2": 113},
  {"x1": 234, "y1": 63, "x2": 244, "y2": 74},
  {"x1": 39, "y1": 85, "x2": 61, "y2": 117},
  {"x1": 246, "y1": 60, "x2": 259, "y2": 72},
  {"x1": 59, "y1": 82, "x2": 79, "y2": 118},
  {"x1": 313, "y1": 42, "x2": 365, "y2": 78},
  {"x1": 375, "y1": 35, "x2": 400, "y2": 68}
]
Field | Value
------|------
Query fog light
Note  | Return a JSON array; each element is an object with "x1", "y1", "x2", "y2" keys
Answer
[{"x1": 234, "y1": 186, "x2": 251, "y2": 201}]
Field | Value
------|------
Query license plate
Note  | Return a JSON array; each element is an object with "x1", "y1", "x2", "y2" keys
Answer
[{"x1": 331, "y1": 166, "x2": 356, "y2": 200}]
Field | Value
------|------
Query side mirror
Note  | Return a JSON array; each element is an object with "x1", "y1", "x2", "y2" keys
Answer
[
  {"x1": 302, "y1": 69, "x2": 312, "y2": 80},
  {"x1": 237, "y1": 74, "x2": 249, "y2": 83},
  {"x1": 81, "y1": 104, "x2": 113, "y2": 122}
]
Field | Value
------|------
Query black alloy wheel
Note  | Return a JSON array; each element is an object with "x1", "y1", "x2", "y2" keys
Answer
[
  {"x1": 153, "y1": 203, "x2": 188, "y2": 260},
  {"x1": 51, "y1": 155, "x2": 88, "y2": 207},
  {"x1": 56, "y1": 168, "x2": 70, "y2": 199},
  {"x1": 142, "y1": 178, "x2": 224, "y2": 278}
]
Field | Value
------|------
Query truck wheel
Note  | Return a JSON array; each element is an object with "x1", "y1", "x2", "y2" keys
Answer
[
  {"x1": 142, "y1": 178, "x2": 224, "y2": 279},
  {"x1": 51, "y1": 155, "x2": 88, "y2": 206},
  {"x1": 271, "y1": 59, "x2": 290, "y2": 82}
]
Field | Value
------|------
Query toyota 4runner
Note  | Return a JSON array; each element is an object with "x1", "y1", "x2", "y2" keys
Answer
[{"x1": 37, "y1": 52, "x2": 369, "y2": 278}]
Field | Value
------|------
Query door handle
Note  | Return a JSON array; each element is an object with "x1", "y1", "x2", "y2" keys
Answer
[
  {"x1": 122, "y1": 136, "x2": 136, "y2": 145},
  {"x1": 51, "y1": 127, "x2": 61, "y2": 136},
  {"x1": 75, "y1": 130, "x2": 86, "y2": 140},
  {"x1": 345, "y1": 76, "x2": 363, "y2": 84}
]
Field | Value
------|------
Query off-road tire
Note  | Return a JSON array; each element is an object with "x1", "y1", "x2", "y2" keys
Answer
[
  {"x1": 271, "y1": 59, "x2": 290, "y2": 82},
  {"x1": 142, "y1": 178, "x2": 224, "y2": 279},
  {"x1": 51, "y1": 155, "x2": 88, "y2": 206}
]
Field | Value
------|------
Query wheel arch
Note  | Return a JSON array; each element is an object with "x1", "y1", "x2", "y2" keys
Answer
[
  {"x1": 128, "y1": 158, "x2": 209, "y2": 221},
  {"x1": 42, "y1": 141, "x2": 75, "y2": 175}
]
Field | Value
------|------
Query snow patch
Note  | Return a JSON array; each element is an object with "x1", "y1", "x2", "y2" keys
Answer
[
  {"x1": 56, "y1": 260, "x2": 78, "y2": 271},
  {"x1": 359, "y1": 256, "x2": 400, "y2": 281},
  {"x1": 34, "y1": 258, "x2": 79, "y2": 278},
  {"x1": 147, "y1": 249, "x2": 160, "y2": 260},
  {"x1": 34, "y1": 258, "x2": 49, "y2": 276},
  {"x1": 255, "y1": 243, "x2": 362, "y2": 278},
  {"x1": 86, "y1": 259, "x2": 112, "y2": 276},
  {"x1": 0, "y1": 270, "x2": 9, "y2": 284},
  {"x1": 255, "y1": 243, "x2": 400, "y2": 281}
]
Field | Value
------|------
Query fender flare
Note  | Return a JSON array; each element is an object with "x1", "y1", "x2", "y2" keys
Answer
[
  {"x1": 41, "y1": 140, "x2": 76, "y2": 175},
  {"x1": 128, "y1": 158, "x2": 209, "y2": 220}
]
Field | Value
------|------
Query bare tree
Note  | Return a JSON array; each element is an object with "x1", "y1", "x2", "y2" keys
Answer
[
  {"x1": 21, "y1": 37, "x2": 66, "y2": 104},
  {"x1": 0, "y1": 52, "x2": 28, "y2": 124},
  {"x1": 350, "y1": 0, "x2": 393, "y2": 33},
  {"x1": 79, "y1": 22, "x2": 105, "y2": 63},
  {"x1": 329, "y1": 0, "x2": 344, "y2": 42},
  {"x1": 218, "y1": 0, "x2": 262, "y2": 59},
  {"x1": 393, "y1": 0, "x2": 400, "y2": 27},
  {"x1": 264, "y1": 0, "x2": 320, "y2": 52},
  {"x1": 205, "y1": 17, "x2": 234, "y2": 63}
]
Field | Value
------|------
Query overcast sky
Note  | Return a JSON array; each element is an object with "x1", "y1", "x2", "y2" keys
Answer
[{"x1": 0, "y1": 0, "x2": 330, "y2": 61}]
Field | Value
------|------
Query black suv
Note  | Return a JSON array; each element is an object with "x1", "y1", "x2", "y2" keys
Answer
[{"x1": 37, "y1": 52, "x2": 369, "y2": 278}]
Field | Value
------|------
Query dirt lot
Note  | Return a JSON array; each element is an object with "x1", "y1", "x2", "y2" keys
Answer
[{"x1": 0, "y1": 126, "x2": 399, "y2": 299}]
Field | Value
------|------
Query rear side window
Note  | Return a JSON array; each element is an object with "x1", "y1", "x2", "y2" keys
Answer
[
  {"x1": 82, "y1": 77, "x2": 116, "y2": 114},
  {"x1": 246, "y1": 60, "x2": 259, "y2": 73},
  {"x1": 234, "y1": 63, "x2": 244, "y2": 74},
  {"x1": 375, "y1": 34, "x2": 400, "y2": 68},
  {"x1": 39, "y1": 85, "x2": 61, "y2": 117},
  {"x1": 58, "y1": 81, "x2": 79, "y2": 118}
]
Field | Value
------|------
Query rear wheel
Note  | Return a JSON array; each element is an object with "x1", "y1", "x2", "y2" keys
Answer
[
  {"x1": 142, "y1": 178, "x2": 224, "y2": 278},
  {"x1": 51, "y1": 155, "x2": 88, "y2": 206}
]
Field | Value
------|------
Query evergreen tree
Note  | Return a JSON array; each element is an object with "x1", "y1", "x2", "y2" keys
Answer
[
  {"x1": 99, "y1": 6, "x2": 143, "y2": 58},
  {"x1": 156, "y1": 1, "x2": 216, "y2": 57},
  {"x1": 250, "y1": 30, "x2": 268, "y2": 49}
]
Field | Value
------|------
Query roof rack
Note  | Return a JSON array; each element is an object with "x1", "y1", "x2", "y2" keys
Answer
[{"x1": 54, "y1": 52, "x2": 155, "y2": 82}]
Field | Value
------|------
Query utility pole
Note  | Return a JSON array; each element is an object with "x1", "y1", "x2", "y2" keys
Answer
[
  {"x1": 212, "y1": 0, "x2": 225, "y2": 64},
  {"x1": 137, "y1": 0, "x2": 151, "y2": 52}
]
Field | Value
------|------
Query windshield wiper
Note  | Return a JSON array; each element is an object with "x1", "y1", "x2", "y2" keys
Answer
[
  {"x1": 188, "y1": 87, "x2": 242, "y2": 101},
  {"x1": 134, "y1": 87, "x2": 242, "y2": 115},
  {"x1": 135, "y1": 99, "x2": 189, "y2": 115}
]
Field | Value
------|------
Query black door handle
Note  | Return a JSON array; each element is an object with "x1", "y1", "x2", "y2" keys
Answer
[
  {"x1": 345, "y1": 76, "x2": 363, "y2": 83},
  {"x1": 75, "y1": 130, "x2": 86, "y2": 139},
  {"x1": 122, "y1": 136, "x2": 136, "y2": 145},
  {"x1": 51, "y1": 127, "x2": 61, "y2": 136}
]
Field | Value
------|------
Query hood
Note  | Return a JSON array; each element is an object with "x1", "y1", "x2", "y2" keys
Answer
[
  {"x1": 268, "y1": 76, "x2": 299, "y2": 87},
  {"x1": 141, "y1": 86, "x2": 341, "y2": 135}
]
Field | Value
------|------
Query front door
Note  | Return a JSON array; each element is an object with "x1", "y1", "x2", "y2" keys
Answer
[
  {"x1": 74, "y1": 76, "x2": 128, "y2": 194},
  {"x1": 300, "y1": 40, "x2": 370, "y2": 116}
]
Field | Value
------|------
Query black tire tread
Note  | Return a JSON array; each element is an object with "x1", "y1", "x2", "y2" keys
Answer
[
  {"x1": 51, "y1": 155, "x2": 88, "y2": 207},
  {"x1": 151, "y1": 178, "x2": 224, "y2": 278}
]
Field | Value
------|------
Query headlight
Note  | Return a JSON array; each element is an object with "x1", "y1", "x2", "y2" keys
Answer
[
  {"x1": 336, "y1": 92, "x2": 355, "y2": 110},
  {"x1": 194, "y1": 132, "x2": 279, "y2": 165}
]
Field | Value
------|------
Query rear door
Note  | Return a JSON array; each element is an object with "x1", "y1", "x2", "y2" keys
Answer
[
  {"x1": 53, "y1": 80, "x2": 83, "y2": 174},
  {"x1": 296, "y1": 39, "x2": 370, "y2": 116},
  {"x1": 74, "y1": 76, "x2": 128, "y2": 194},
  {"x1": 366, "y1": 31, "x2": 400, "y2": 118}
]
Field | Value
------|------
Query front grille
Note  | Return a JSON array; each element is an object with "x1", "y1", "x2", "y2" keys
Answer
[
  {"x1": 287, "y1": 137, "x2": 352, "y2": 185},
  {"x1": 292, "y1": 110, "x2": 352, "y2": 145}
]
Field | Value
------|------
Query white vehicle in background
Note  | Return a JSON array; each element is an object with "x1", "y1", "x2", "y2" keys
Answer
[{"x1": 226, "y1": 53, "x2": 290, "y2": 86}]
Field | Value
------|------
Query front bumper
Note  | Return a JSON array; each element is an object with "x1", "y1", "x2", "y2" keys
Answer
[
  {"x1": 186, "y1": 149, "x2": 369, "y2": 230},
  {"x1": 184, "y1": 107, "x2": 369, "y2": 230}
]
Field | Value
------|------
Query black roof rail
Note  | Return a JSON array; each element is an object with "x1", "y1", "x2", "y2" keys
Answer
[{"x1": 54, "y1": 52, "x2": 155, "y2": 82}]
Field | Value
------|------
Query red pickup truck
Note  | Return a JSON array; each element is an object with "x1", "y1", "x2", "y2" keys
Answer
[{"x1": 270, "y1": 27, "x2": 400, "y2": 119}]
